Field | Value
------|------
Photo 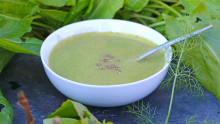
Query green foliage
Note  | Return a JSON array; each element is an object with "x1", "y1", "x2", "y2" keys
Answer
[
  {"x1": 160, "y1": 1, "x2": 220, "y2": 123},
  {"x1": 43, "y1": 118, "x2": 78, "y2": 124},
  {"x1": 125, "y1": 101, "x2": 157, "y2": 124},
  {"x1": 0, "y1": 16, "x2": 33, "y2": 38},
  {"x1": 62, "y1": 0, "x2": 90, "y2": 25},
  {"x1": 0, "y1": 38, "x2": 42, "y2": 56},
  {"x1": 47, "y1": 99, "x2": 102, "y2": 124},
  {"x1": 184, "y1": 20, "x2": 220, "y2": 100},
  {"x1": 36, "y1": 0, "x2": 76, "y2": 7},
  {"x1": 0, "y1": 90, "x2": 13, "y2": 124},
  {"x1": 0, "y1": 0, "x2": 39, "y2": 18},
  {"x1": 84, "y1": 0, "x2": 124, "y2": 19},
  {"x1": 38, "y1": 9, "x2": 69, "y2": 29},
  {"x1": 0, "y1": 0, "x2": 42, "y2": 77},
  {"x1": 39, "y1": 9, "x2": 69, "y2": 22},
  {"x1": 186, "y1": 115, "x2": 220, "y2": 124},
  {"x1": 0, "y1": 0, "x2": 39, "y2": 38},
  {"x1": 124, "y1": 0, "x2": 149, "y2": 12},
  {"x1": 180, "y1": 0, "x2": 220, "y2": 19},
  {"x1": 164, "y1": 2, "x2": 220, "y2": 100}
]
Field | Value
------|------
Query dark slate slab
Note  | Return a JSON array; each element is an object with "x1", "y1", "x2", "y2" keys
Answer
[{"x1": 0, "y1": 54, "x2": 220, "y2": 124}]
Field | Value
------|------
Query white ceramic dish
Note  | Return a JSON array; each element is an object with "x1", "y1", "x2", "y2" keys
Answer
[{"x1": 40, "y1": 19, "x2": 172, "y2": 107}]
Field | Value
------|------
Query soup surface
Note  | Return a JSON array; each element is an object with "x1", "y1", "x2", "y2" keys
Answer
[{"x1": 49, "y1": 32, "x2": 165, "y2": 85}]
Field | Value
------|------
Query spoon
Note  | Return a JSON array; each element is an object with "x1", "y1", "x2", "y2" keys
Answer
[{"x1": 138, "y1": 24, "x2": 213, "y2": 61}]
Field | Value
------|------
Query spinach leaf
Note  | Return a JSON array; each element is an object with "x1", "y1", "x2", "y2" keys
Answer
[
  {"x1": 163, "y1": 2, "x2": 220, "y2": 100},
  {"x1": 180, "y1": 0, "x2": 220, "y2": 19},
  {"x1": 0, "y1": 90, "x2": 14, "y2": 124},
  {"x1": 63, "y1": 0, "x2": 90, "y2": 25},
  {"x1": 0, "y1": 0, "x2": 39, "y2": 38},
  {"x1": 43, "y1": 118, "x2": 79, "y2": 124},
  {"x1": 0, "y1": 0, "x2": 39, "y2": 18},
  {"x1": 85, "y1": 0, "x2": 124, "y2": 19},
  {"x1": 47, "y1": 99, "x2": 101, "y2": 124},
  {"x1": 0, "y1": 37, "x2": 42, "y2": 56},
  {"x1": 36, "y1": 0, "x2": 76, "y2": 7},
  {"x1": 190, "y1": 20, "x2": 220, "y2": 100},
  {"x1": 38, "y1": 9, "x2": 69, "y2": 28},
  {"x1": 124, "y1": 0, "x2": 149, "y2": 12},
  {"x1": 0, "y1": 48, "x2": 15, "y2": 74},
  {"x1": 39, "y1": 9, "x2": 69, "y2": 22},
  {"x1": 0, "y1": 16, "x2": 32, "y2": 38}
]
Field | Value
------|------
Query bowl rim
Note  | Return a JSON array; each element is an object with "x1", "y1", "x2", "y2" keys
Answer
[{"x1": 40, "y1": 19, "x2": 172, "y2": 88}]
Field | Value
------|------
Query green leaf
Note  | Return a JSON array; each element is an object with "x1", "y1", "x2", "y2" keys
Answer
[
  {"x1": 190, "y1": 2, "x2": 211, "y2": 21},
  {"x1": 0, "y1": 0, "x2": 39, "y2": 38},
  {"x1": 0, "y1": 48, "x2": 15, "y2": 74},
  {"x1": 0, "y1": 90, "x2": 14, "y2": 124},
  {"x1": 203, "y1": 0, "x2": 220, "y2": 19},
  {"x1": 0, "y1": 37, "x2": 42, "y2": 56},
  {"x1": 184, "y1": 20, "x2": 220, "y2": 100},
  {"x1": 39, "y1": 9, "x2": 69, "y2": 22},
  {"x1": 66, "y1": 0, "x2": 76, "y2": 6},
  {"x1": 179, "y1": 0, "x2": 200, "y2": 14},
  {"x1": 36, "y1": 0, "x2": 76, "y2": 7},
  {"x1": 163, "y1": 14, "x2": 192, "y2": 39},
  {"x1": 180, "y1": 0, "x2": 220, "y2": 19},
  {"x1": 124, "y1": 0, "x2": 149, "y2": 12},
  {"x1": 0, "y1": 0, "x2": 39, "y2": 18},
  {"x1": 48, "y1": 99, "x2": 79, "y2": 118},
  {"x1": 62, "y1": 0, "x2": 90, "y2": 25},
  {"x1": 163, "y1": 9, "x2": 220, "y2": 100},
  {"x1": 43, "y1": 118, "x2": 79, "y2": 124},
  {"x1": 0, "y1": 16, "x2": 33, "y2": 38},
  {"x1": 48, "y1": 100, "x2": 101, "y2": 124},
  {"x1": 85, "y1": 0, "x2": 124, "y2": 19},
  {"x1": 38, "y1": 9, "x2": 69, "y2": 29}
]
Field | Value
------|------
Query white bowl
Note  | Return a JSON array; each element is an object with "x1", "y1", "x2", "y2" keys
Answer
[{"x1": 40, "y1": 19, "x2": 172, "y2": 107}]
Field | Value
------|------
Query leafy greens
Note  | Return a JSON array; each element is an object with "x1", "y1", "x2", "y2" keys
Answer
[
  {"x1": 44, "y1": 99, "x2": 112, "y2": 124},
  {"x1": 0, "y1": 90, "x2": 13, "y2": 124},
  {"x1": 165, "y1": 1, "x2": 220, "y2": 100}
]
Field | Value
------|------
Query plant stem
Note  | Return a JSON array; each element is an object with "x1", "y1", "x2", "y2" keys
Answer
[
  {"x1": 150, "y1": 0, "x2": 182, "y2": 17},
  {"x1": 160, "y1": 0, "x2": 179, "y2": 3},
  {"x1": 130, "y1": 14, "x2": 156, "y2": 22},
  {"x1": 32, "y1": 15, "x2": 41, "y2": 20},
  {"x1": 172, "y1": 2, "x2": 181, "y2": 7},
  {"x1": 148, "y1": 21, "x2": 165, "y2": 28},
  {"x1": 31, "y1": 21, "x2": 55, "y2": 30},
  {"x1": 148, "y1": 5, "x2": 165, "y2": 9},
  {"x1": 136, "y1": 17, "x2": 148, "y2": 25},
  {"x1": 63, "y1": 0, "x2": 89, "y2": 26},
  {"x1": 143, "y1": 8, "x2": 161, "y2": 16},
  {"x1": 165, "y1": 41, "x2": 186, "y2": 124}
]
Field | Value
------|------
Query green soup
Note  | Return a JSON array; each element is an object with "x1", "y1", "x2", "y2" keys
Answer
[{"x1": 49, "y1": 32, "x2": 165, "y2": 85}]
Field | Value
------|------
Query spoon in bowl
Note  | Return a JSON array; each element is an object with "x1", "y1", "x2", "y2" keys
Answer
[{"x1": 138, "y1": 24, "x2": 213, "y2": 61}]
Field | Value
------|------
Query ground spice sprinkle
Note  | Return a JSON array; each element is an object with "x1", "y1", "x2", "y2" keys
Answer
[{"x1": 96, "y1": 54, "x2": 121, "y2": 74}]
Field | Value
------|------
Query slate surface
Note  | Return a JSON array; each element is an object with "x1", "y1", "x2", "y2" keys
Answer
[{"x1": 0, "y1": 54, "x2": 220, "y2": 124}]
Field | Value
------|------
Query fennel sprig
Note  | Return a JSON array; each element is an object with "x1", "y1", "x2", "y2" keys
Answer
[{"x1": 125, "y1": 101, "x2": 158, "y2": 124}]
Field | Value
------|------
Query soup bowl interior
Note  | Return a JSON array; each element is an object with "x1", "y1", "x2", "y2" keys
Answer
[{"x1": 40, "y1": 19, "x2": 172, "y2": 107}]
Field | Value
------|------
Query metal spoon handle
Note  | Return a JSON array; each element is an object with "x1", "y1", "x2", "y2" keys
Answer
[{"x1": 138, "y1": 24, "x2": 213, "y2": 60}]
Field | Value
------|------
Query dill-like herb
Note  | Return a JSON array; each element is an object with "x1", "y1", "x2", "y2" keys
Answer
[
  {"x1": 163, "y1": 25, "x2": 205, "y2": 123},
  {"x1": 125, "y1": 100, "x2": 158, "y2": 124},
  {"x1": 185, "y1": 115, "x2": 199, "y2": 124},
  {"x1": 186, "y1": 115, "x2": 220, "y2": 124}
]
